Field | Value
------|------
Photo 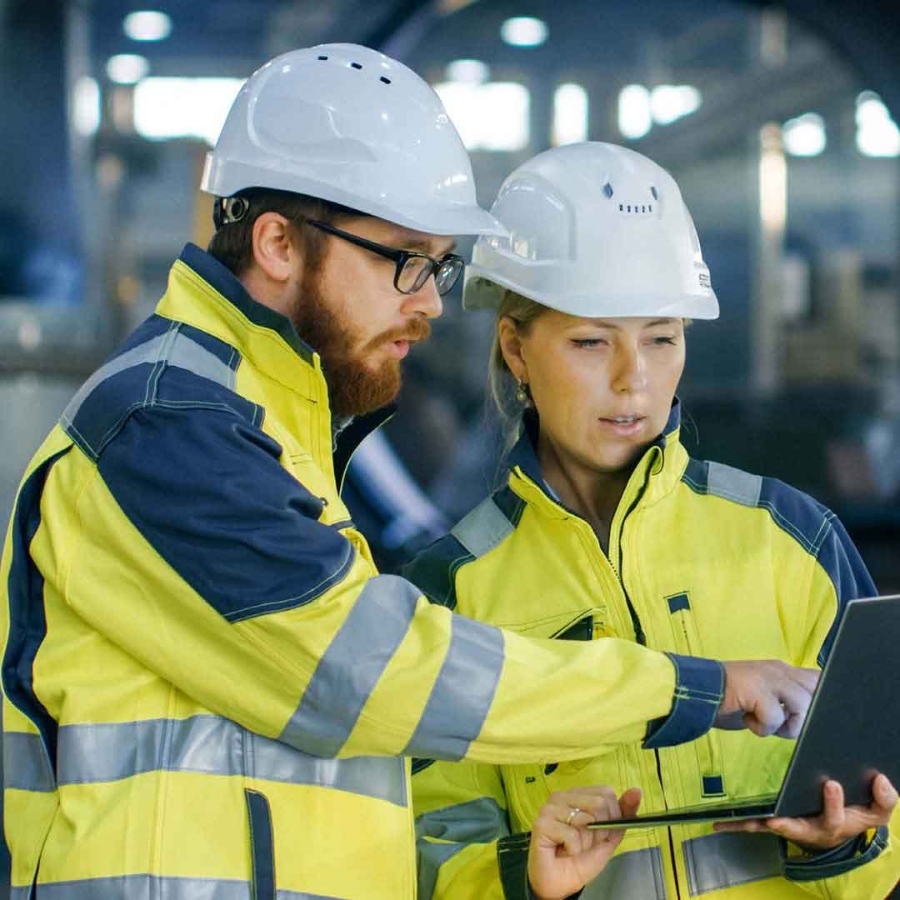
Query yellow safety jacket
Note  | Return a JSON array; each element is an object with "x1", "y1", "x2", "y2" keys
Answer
[
  {"x1": 406, "y1": 410, "x2": 899, "y2": 900},
  {"x1": 2, "y1": 246, "x2": 728, "y2": 899}
]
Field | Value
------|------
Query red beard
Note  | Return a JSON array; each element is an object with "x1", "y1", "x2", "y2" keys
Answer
[{"x1": 291, "y1": 282, "x2": 431, "y2": 418}]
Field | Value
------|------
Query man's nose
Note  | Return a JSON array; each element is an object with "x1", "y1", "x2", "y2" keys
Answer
[{"x1": 404, "y1": 276, "x2": 443, "y2": 319}]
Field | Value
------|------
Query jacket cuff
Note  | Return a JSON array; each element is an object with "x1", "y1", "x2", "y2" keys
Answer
[
  {"x1": 642, "y1": 654, "x2": 724, "y2": 750},
  {"x1": 498, "y1": 833, "x2": 582, "y2": 900},
  {"x1": 781, "y1": 827, "x2": 890, "y2": 882}
]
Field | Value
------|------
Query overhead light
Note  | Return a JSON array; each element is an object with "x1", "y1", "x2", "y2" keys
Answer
[
  {"x1": 106, "y1": 54, "x2": 149, "y2": 84},
  {"x1": 618, "y1": 85, "x2": 652, "y2": 140},
  {"x1": 500, "y1": 16, "x2": 548, "y2": 48},
  {"x1": 650, "y1": 85, "x2": 701, "y2": 125},
  {"x1": 445, "y1": 59, "x2": 489, "y2": 84},
  {"x1": 73, "y1": 76, "x2": 101, "y2": 136},
  {"x1": 123, "y1": 10, "x2": 172, "y2": 42},
  {"x1": 855, "y1": 91, "x2": 900, "y2": 158},
  {"x1": 434, "y1": 81, "x2": 530, "y2": 151},
  {"x1": 782, "y1": 112, "x2": 826, "y2": 157},
  {"x1": 552, "y1": 83, "x2": 588, "y2": 146},
  {"x1": 134, "y1": 77, "x2": 245, "y2": 145}
]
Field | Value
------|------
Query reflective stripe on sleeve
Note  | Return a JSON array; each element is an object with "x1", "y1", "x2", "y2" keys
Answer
[
  {"x1": 404, "y1": 614, "x2": 504, "y2": 761},
  {"x1": 279, "y1": 574, "x2": 419, "y2": 757}
]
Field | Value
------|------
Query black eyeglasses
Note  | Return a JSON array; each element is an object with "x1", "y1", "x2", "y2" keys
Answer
[{"x1": 306, "y1": 219, "x2": 465, "y2": 296}]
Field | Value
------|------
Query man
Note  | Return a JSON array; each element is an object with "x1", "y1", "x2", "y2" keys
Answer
[{"x1": 2, "y1": 44, "x2": 818, "y2": 899}]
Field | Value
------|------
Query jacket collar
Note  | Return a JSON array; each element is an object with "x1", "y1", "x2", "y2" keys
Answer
[
  {"x1": 177, "y1": 243, "x2": 315, "y2": 363},
  {"x1": 506, "y1": 399, "x2": 687, "y2": 513},
  {"x1": 158, "y1": 244, "x2": 393, "y2": 479}
]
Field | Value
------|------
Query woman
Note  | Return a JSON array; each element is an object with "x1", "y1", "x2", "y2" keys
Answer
[{"x1": 405, "y1": 143, "x2": 899, "y2": 900}]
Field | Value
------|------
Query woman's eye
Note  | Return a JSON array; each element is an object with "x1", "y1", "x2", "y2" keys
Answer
[
  {"x1": 652, "y1": 336, "x2": 677, "y2": 345},
  {"x1": 572, "y1": 338, "x2": 606, "y2": 348}
]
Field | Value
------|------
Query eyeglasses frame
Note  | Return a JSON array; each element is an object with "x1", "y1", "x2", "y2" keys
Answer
[{"x1": 305, "y1": 218, "x2": 465, "y2": 296}]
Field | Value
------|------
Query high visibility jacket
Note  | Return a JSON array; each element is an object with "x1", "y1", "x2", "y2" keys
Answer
[
  {"x1": 405, "y1": 410, "x2": 899, "y2": 900},
  {"x1": 2, "y1": 246, "x2": 726, "y2": 900}
]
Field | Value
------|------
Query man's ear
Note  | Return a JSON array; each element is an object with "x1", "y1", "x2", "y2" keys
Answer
[{"x1": 251, "y1": 213, "x2": 300, "y2": 283}]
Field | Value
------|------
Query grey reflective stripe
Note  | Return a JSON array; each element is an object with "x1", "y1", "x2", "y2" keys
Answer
[
  {"x1": 4, "y1": 731, "x2": 56, "y2": 792},
  {"x1": 450, "y1": 497, "x2": 514, "y2": 558},
  {"x1": 706, "y1": 461, "x2": 763, "y2": 508},
  {"x1": 61, "y1": 327, "x2": 235, "y2": 427},
  {"x1": 404, "y1": 614, "x2": 504, "y2": 760},
  {"x1": 683, "y1": 831, "x2": 782, "y2": 895},
  {"x1": 167, "y1": 331, "x2": 236, "y2": 391},
  {"x1": 416, "y1": 797, "x2": 510, "y2": 900},
  {"x1": 280, "y1": 575, "x2": 418, "y2": 757},
  {"x1": 416, "y1": 796, "x2": 509, "y2": 844},
  {"x1": 581, "y1": 847, "x2": 666, "y2": 900},
  {"x1": 61, "y1": 332, "x2": 169, "y2": 425},
  {"x1": 16, "y1": 715, "x2": 406, "y2": 805},
  {"x1": 417, "y1": 840, "x2": 468, "y2": 900},
  {"x1": 19, "y1": 877, "x2": 342, "y2": 899}
]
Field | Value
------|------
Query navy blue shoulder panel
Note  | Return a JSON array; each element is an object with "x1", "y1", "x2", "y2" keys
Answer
[
  {"x1": 683, "y1": 459, "x2": 832, "y2": 552},
  {"x1": 60, "y1": 318, "x2": 258, "y2": 461},
  {"x1": 98, "y1": 404, "x2": 355, "y2": 623},
  {"x1": 493, "y1": 484, "x2": 527, "y2": 528},
  {"x1": 401, "y1": 533, "x2": 473, "y2": 611},
  {"x1": 402, "y1": 485, "x2": 524, "y2": 611},
  {"x1": 683, "y1": 458, "x2": 876, "y2": 663},
  {"x1": 2, "y1": 445, "x2": 73, "y2": 769}
]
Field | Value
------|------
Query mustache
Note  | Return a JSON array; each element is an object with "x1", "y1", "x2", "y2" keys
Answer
[{"x1": 375, "y1": 318, "x2": 432, "y2": 347}]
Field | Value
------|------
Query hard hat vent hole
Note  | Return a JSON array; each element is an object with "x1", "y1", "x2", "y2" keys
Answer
[
  {"x1": 603, "y1": 183, "x2": 614, "y2": 199},
  {"x1": 651, "y1": 186, "x2": 659, "y2": 200},
  {"x1": 351, "y1": 62, "x2": 363, "y2": 70},
  {"x1": 317, "y1": 56, "x2": 328, "y2": 61},
  {"x1": 381, "y1": 76, "x2": 392, "y2": 84}
]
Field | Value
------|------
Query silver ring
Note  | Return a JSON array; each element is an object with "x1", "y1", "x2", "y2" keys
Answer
[{"x1": 565, "y1": 806, "x2": 582, "y2": 826}]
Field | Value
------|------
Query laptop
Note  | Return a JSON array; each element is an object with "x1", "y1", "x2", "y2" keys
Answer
[{"x1": 589, "y1": 594, "x2": 900, "y2": 829}]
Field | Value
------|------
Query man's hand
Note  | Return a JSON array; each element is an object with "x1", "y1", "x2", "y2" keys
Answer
[
  {"x1": 527, "y1": 786, "x2": 641, "y2": 900},
  {"x1": 713, "y1": 773, "x2": 898, "y2": 851},
  {"x1": 717, "y1": 661, "x2": 820, "y2": 738}
]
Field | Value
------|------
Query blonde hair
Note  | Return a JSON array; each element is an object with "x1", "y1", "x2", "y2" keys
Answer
[{"x1": 488, "y1": 289, "x2": 549, "y2": 446}]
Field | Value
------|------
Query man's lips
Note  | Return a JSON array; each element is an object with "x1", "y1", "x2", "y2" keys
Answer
[{"x1": 386, "y1": 339, "x2": 411, "y2": 359}]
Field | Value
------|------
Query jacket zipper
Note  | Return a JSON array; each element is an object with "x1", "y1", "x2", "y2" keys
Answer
[{"x1": 614, "y1": 464, "x2": 684, "y2": 900}]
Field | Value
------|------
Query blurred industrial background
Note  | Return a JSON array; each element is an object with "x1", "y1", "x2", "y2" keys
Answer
[{"x1": 2, "y1": 0, "x2": 900, "y2": 889}]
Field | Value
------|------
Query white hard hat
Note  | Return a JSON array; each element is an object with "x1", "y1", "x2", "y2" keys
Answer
[
  {"x1": 201, "y1": 43, "x2": 504, "y2": 237},
  {"x1": 463, "y1": 142, "x2": 719, "y2": 319}
]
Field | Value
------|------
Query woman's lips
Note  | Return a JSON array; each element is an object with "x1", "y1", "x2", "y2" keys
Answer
[{"x1": 597, "y1": 415, "x2": 646, "y2": 437}]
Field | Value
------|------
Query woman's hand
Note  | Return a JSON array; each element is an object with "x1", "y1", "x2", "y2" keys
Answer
[
  {"x1": 527, "y1": 785, "x2": 641, "y2": 900},
  {"x1": 714, "y1": 773, "x2": 897, "y2": 851}
]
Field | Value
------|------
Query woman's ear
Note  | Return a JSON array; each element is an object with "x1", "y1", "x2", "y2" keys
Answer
[
  {"x1": 498, "y1": 317, "x2": 529, "y2": 384},
  {"x1": 251, "y1": 213, "x2": 298, "y2": 283}
]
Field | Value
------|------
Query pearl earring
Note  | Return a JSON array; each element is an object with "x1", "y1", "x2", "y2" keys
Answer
[{"x1": 515, "y1": 379, "x2": 529, "y2": 404}]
